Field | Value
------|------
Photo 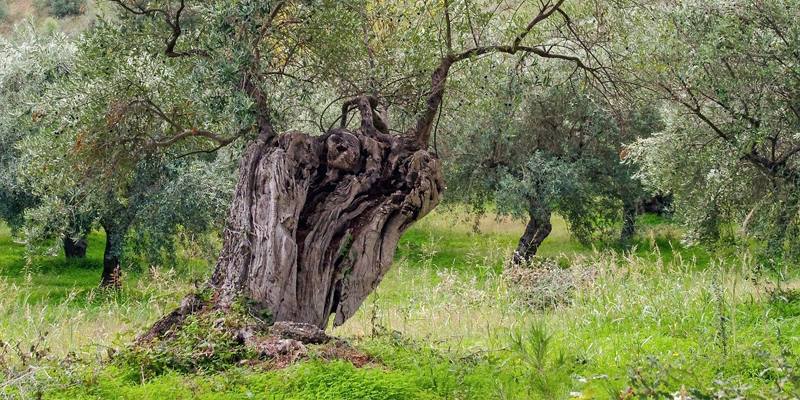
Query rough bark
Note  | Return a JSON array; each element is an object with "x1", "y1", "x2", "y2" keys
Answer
[
  {"x1": 100, "y1": 221, "x2": 126, "y2": 288},
  {"x1": 213, "y1": 129, "x2": 441, "y2": 328},
  {"x1": 512, "y1": 203, "x2": 553, "y2": 265},
  {"x1": 63, "y1": 234, "x2": 88, "y2": 259},
  {"x1": 144, "y1": 123, "x2": 442, "y2": 337}
]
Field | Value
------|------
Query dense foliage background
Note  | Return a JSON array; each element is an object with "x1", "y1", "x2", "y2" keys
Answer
[{"x1": 1, "y1": 0, "x2": 800, "y2": 398}]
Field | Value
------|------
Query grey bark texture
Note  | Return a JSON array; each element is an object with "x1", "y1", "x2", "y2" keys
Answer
[
  {"x1": 144, "y1": 126, "x2": 442, "y2": 338},
  {"x1": 512, "y1": 202, "x2": 552, "y2": 265},
  {"x1": 210, "y1": 130, "x2": 442, "y2": 328}
]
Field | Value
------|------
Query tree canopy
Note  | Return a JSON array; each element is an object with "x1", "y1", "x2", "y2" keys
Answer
[{"x1": 624, "y1": 0, "x2": 800, "y2": 267}]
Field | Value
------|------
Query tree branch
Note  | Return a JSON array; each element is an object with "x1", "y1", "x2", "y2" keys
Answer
[
  {"x1": 410, "y1": 1, "x2": 607, "y2": 147},
  {"x1": 149, "y1": 128, "x2": 239, "y2": 148},
  {"x1": 109, "y1": 0, "x2": 208, "y2": 58}
]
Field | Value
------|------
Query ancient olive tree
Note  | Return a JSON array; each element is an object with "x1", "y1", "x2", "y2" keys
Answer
[
  {"x1": 623, "y1": 0, "x2": 800, "y2": 267},
  {"x1": 56, "y1": 0, "x2": 606, "y2": 339},
  {"x1": 444, "y1": 73, "x2": 659, "y2": 264}
]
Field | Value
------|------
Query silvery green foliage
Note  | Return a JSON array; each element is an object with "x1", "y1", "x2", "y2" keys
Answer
[
  {"x1": 623, "y1": 0, "x2": 800, "y2": 261},
  {"x1": 126, "y1": 153, "x2": 237, "y2": 265},
  {"x1": 443, "y1": 60, "x2": 657, "y2": 244},
  {"x1": 9, "y1": 18, "x2": 238, "y2": 263},
  {"x1": 0, "y1": 25, "x2": 76, "y2": 232}
]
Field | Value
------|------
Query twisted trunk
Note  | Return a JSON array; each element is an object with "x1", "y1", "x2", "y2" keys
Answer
[
  {"x1": 512, "y1": 202, "x2": 552, "y2": 265},
  {"x1": 143, "y1": 127, "x2": 441, "y2": 338}
]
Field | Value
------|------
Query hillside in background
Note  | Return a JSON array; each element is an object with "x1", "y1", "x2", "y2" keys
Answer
[{"x1": 0, "y1": 0, "x2": 99, "y2": 36}]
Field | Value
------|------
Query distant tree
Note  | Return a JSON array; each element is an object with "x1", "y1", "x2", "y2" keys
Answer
[
  {"x1": 0, "y1": 26, "x2": 232, "y2": 286},
  {"x1": 0, "y1": 25, "x2": 93, "y2": 259},
  {"x1": 18, "y1": 77, "x2": 236, "y2": 287},
  {"x1": 623, "y1": 0, "x2": 800, "y2": 268},
  {"x1": 444, "y1": 73, "x2": 659, "y2": 263}
]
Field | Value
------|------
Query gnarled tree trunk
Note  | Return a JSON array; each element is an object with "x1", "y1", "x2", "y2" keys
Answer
[
  {"x1": 512, "y1": 201, "x2": 552, "y2": 265},
  {"x1": 144, "y1": 122, "x2": 441, "y2": 338}
]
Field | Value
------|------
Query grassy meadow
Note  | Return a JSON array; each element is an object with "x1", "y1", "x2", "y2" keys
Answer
[{"x1": 1, "y1": 210, "x2": 799, "y2": 399}]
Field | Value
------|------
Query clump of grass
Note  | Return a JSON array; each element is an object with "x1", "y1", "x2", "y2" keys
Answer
[
  {"x1": 502, "y1": 322, "x2": 573, "y2": 399},
  {"x1": 503, "y1": 257, "x2": 595, "y2": 310}
]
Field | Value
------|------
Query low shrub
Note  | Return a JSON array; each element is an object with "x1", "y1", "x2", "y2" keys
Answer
[
  {"x1": 35, "y1": 0, "x2": 86, "y2": 18},
  {"x1": 503, "y1": 257, "x2": 595, "y2": 310},
  {"x1": 117, "y1": 310, "x2": 254, "y2": 380}
]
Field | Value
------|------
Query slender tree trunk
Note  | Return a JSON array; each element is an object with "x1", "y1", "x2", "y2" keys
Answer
[
  {"x1": 620, "y1": 199, "x2": 638, "y2": 244},
  {"x1": 63, "y1": 234, "x2": 88, "y2": 259},
  {"x1": 512, "y1": 202, "x2": 552, "y2": 265},
  {"x1": 100, "y1": 221, "x2": 126, "y2": 288}
]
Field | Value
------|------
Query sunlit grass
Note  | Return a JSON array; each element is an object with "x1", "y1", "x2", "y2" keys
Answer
[{"x1": 1, "y1": 212, "x2": 799, "y2": 398}]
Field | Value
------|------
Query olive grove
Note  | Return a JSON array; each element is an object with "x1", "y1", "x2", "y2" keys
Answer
[{"x1": 0, "y1": 25, "x2": 94, "y2": 259}]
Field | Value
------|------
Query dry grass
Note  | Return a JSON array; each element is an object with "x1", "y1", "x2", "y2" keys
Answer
[{"x1": 0, "y1": 268, "x2": 192, "y2": 360}]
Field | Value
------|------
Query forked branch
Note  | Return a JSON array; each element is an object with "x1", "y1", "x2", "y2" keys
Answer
[
  {"x1": 412, "y1": 0, "x2": 607, "y2": 147},
  {"x1": 109, "y1": 0, "x2": 208, "y2": 58},
  {"x1": 340, "y1": 96, "x2": 389, "y2": 135}
]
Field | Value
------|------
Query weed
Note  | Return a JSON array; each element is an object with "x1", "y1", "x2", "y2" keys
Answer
[{"x1": 117, "y1": 311, "x2": 255, "y2": 380}]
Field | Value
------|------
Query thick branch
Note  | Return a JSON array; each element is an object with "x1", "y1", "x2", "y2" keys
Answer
[
  {"x1": 243, "y1": 73, "x2": 277, "y2": 142},
  {"x1": 109, "y1": 0, "x2": 208, "y2": 58},
  {"x1": 150, "y1": 128, "x2": 239, "y2": 148},
  {"x1": 340, "y1": 96, "x2": 388, "y2": 135},
  {"x1": 410, "y1": 2, "x2": 606, "y2": 147}
]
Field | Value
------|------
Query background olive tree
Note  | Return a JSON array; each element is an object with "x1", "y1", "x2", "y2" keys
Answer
[
  {"x1": 0, "y1": 25, "x2": 96, "y2": 258},
  {"x1": 442, "y1": 62, "x2": 659, "y2": 263},
  {"x1": 0, "y1": 23, "x2": 235, "y2": 286},
  {"x1": 622, "y1": 0, "x2": 800, "y2": 271}
]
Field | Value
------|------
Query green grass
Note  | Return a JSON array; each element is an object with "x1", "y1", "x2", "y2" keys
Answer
[{"x1": 2, "y1": 212, "x2": 800, "y2": 399}]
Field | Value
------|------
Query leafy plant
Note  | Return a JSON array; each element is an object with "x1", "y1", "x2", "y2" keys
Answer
[
  {"x1": 117, "y1": 310, "x2": 253, "y2": 380},
  {"x1": 503, "y1": 322, "x2": 573, "y2": 399}
]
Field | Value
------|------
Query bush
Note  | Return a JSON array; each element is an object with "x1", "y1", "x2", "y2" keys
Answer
[
  {"x1": 38, "y1": 0, "x2": 86, "y2": 18},
  {"x1": 503, "y1": 257, "x2": 595, "y2": 310},
  {"x1": 117, "y1": 311, "x2": 253, "y2": 380},
  {"x1": 0, "y1": 1, "x2": 7, "y2": 21}
]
